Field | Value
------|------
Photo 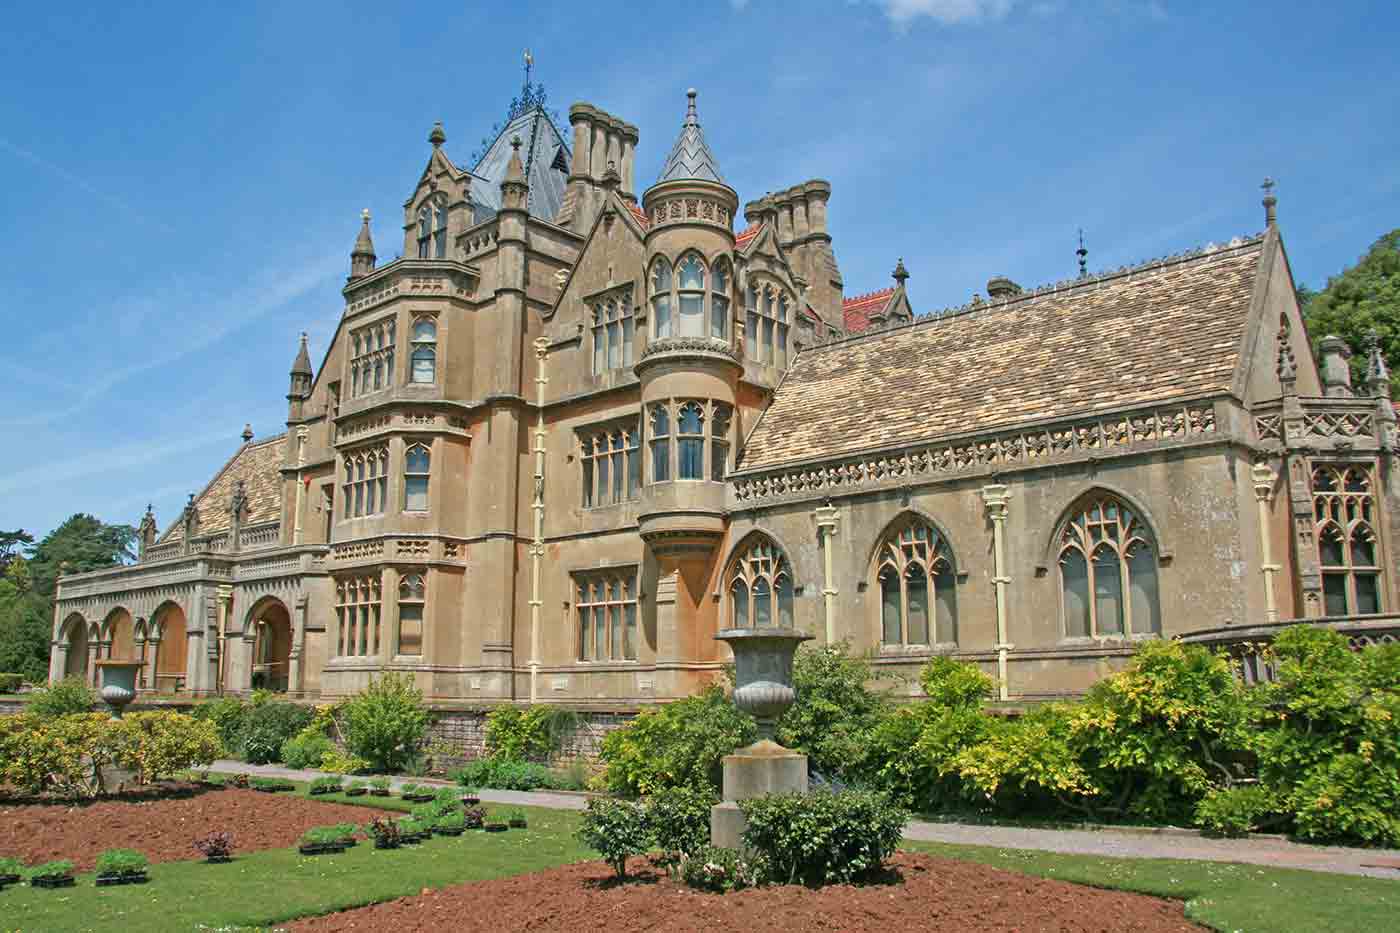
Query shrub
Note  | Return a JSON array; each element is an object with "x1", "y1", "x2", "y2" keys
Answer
[
  {"x1": 740, "y1": 788, "x2": 907, "y2": 887},
  {"x1": 484, "y1": 706, "x2": 580, "y2": 761},
  {"x1": 775, "y1": 643, "x2": 890, "y2": 781},
  {"x1": 598, "y1": 685, "x2": 755, "y2": 796},
  {"x1": 644, "y1": 784, "x2": 717, "y2": 862},
  {"x1": 27, "y1": 860, "x2": 74, "y2": 881},
  {"x1": 949, "y1": 703, "x2": 1095, "y2": 815},
  {"x1": 241, "y1": 702, "x2": 314, "y2": 765},
  {"x1": 680, "y1": 846, "x2": 763, "y2": 893},
  {"x1": 115, "y1": 711, "x2": 223, "y2": 784},
  {"x1": 1195, "y1": 785, "x2": 1279, "y2": 837},
  {"x1": 26, "y1": 677, "x2": 94, "y2": 719},
  {"x1": 190, "y1": 697, "x2": 249, "y2": 757},
  {"x1": 576, "y1": 797, "x2": 650, "y2": 879},
  {"x1": 193, "y1": 832, "x2": 234, "y2": 859},
  {"x1": 340, "y1": 673, "x2": 429, "y2": 772},
  {"x1": 0, "y1": 713, "x2": 117, "y2": 796},
  {"x1": 0, "y1": 672, "x2": 23, "y2": 692},
  {"x1": 920, "y1": 656, "x2": 995, "y2": 708},
  {"x1": 95, "y1": 849, "x2": 148, "y2": 877},
  {"x1": 869, "y1": 700, "x2": 990, "y2": 811},
  {"x1": 450, "y1": 755, "x2": 557, "y2": 791},
  {"x1": 319, "y1": 748, "x2": 369, "y2": 774},
  {"x1": 281, "y1": 732, "x2": 335, "y2": 770}
]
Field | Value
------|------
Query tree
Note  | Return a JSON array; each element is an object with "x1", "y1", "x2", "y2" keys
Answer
[
  {"x1": 1301, "y1": 229, "x2": 1400, "y2": 394},
  {"x1": 0, "y1": 530, "x2": 34, "y2": 577},
  {"x1": 25, "y1": 514, "x2": 136, "y2": 600},
  {"x1": 0, "y1": 559, "x2": 51, "y2": 682}
]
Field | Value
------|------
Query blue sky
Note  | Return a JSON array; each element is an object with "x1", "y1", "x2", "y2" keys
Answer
[{"x1": 1, "y1": 0, "x2": 1397, "y2": 542}]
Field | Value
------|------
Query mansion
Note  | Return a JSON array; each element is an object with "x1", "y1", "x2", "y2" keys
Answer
[{"x1": 48, "y1": 85, "x2": 1400, "y2": 706}]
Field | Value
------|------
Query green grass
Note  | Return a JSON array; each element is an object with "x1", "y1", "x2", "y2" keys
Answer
[
  {"x1": 0, "y1": 802, "x2": 588, "y2": 933},
  {"x1": 904, "y1": 839, "x2": 1399, "y2": 933}
]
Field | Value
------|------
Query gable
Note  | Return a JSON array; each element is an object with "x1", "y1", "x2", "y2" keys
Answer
[
  {"x1": 739, "y1": 236, "x2": 1265, "y2": 472},
  {"x1": 159, "y1": 435, "x2": 286, "y2": 542}
]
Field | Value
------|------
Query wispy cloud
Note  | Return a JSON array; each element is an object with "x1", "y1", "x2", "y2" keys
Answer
[
  {"x1": 0, "y1": 137, "x2": 171, "y2": 231},
  {"x1": 879, "y1": 0, "x2": 1017, "y2": 27},
  {"x1": 0, "y1": 251, "x2": 343, "y2": 429},
  {"x1": 0, "y1": 427, "x2": 232, "y2": 498}
]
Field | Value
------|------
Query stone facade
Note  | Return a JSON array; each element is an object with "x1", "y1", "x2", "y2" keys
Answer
[{"x1": 49, "y1": 84, "x2": 1400, "y2": 709}]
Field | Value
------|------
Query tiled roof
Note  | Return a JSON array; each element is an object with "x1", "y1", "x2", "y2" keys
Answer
[
  {"x1": 739, "y1": 237, "x2": 1265, "y2": 472},
  {"x1": 161, "y1": 434, "x2": 286, "y2": 541},
  {"x1": 628, "y1": 202, "x2": 650, "y2": 230},
  {"x1": 842, "y1": 288, "x2": 895, "y2": 333},
  {"x1": 657, "y1": 90, "x2": 725, "y2": 185},
  {"x1": 734, "y1": 223, "x2": 761, "y2": 250}
]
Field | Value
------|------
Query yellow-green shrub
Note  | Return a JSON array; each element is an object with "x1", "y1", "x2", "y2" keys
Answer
[{"x1": 114, "y1": 711, "x2": 222, "y2": 784}]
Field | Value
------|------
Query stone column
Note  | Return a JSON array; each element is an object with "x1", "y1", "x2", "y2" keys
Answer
[
  {"x1": 1252, "y1": 463, "x2": 1281, "y2": 623},
  {"x1": 49, "y1": 640, "x2": 67, "y2": 684},
  {"x1": 133, "y1": 623, "x2": 147, "y2": 692},
  {"x1": 981, "y1": 484, "x2": 1013, "y2": 701},
  {"x1": 814, "y1": 504, "x2": 840, "y2": 645},
  {"x1": 288, "y1": 593, "x2": 307, "y2": 696},
  {"x1": 144, "y1": 636, "x2": 160, "y2": 689},
  {"x1": 87, "y1": 637, "x2": 102, "y2": 688},
  {"x1": 528, "y1": 336, "x2": 549, "y2": 704},
  {"x1": 293, "y1": 427, "x2": 309, "y2": 545}
]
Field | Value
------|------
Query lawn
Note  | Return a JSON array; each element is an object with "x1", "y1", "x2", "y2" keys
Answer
[{"x1": 904, "y1": 840, "x2": 1400, "y2": 933}]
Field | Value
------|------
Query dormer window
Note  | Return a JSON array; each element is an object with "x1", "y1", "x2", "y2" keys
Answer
[
  {"x1": 746, "y1": 280, "x2": 791, "y2": 370},
  {"x1": 417, "y1": 201, "x2": 448, "y2": 259},
  {"x1": 591, "y1": 295, "x2": 635, "y2": 375}
]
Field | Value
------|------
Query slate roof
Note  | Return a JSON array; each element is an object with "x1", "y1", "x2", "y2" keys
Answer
[
  {"x1": 470, "y1": 107, "x2": 570, "y2": 221},
  {"x1": 842, "y1": 288, "x2": 895, "y2": 333},
  {"x1": 656, "y1": 90, "x2": 725, "y2": 185},
  {"x1": 160, "y1": 434, "x2": 286, "y2": 541},
  {"x1": 738, "y1": 236, "x2": 1265, "y2": 472}
]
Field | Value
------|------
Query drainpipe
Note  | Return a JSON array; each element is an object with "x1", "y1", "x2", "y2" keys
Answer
[
  {"x1": 1252, "y1": 463, "x2": 1280, "y2": 623},
  {"x1": 528, "y1": 337, "x2": 549, "y2": 704},
  {"x1": 814, "y1": 503, "x2": 840, "y2": 645},
  {"x1": 293, "y1": 427, "x2": 308, "y2": 545},
  {"x1": 980, "y1": 484, "x2": 1013, "y2": 701}
]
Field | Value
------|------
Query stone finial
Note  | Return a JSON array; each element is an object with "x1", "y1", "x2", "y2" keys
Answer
[
  {"x1": 1319, "y1": 334, "x2": 1354, "y2": 397},
  {"x1": 241, "y1": 423, "x2": 254, "y2": 443},
  {"x1": 1276, "y1": 325, "x2": 1297, "y2": 393},
  {"x1": 290, "y1": 332, "x2": 313, "y2": 377},
  {"x1": 892, "y1": 257, "x2": 909, "y2": 288},
  {"x1": 1076, "y1": 229, "x2": 1089, "y2": 278},
  {"x1": 1262, "y1": 177, "x2": 1277, "y2": 228},
  {"x1": 1365, "y1": 330, "x2": 1391, "y2": 398},
  {"x1": 350, "y1": 209, "x2": 376, "y2": 278},
  {"x1": 429, "y1": 121, "x2": 446, "y2": 148}
]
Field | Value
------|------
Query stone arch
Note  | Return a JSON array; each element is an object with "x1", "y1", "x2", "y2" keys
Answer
[
  {"x1": 861, "y1": 508, "x2": 961, "y2": 576},
  {"x1": 866, "y1": 510, "x2": 960, "y2": 648},
  {"x1": 101, "y1": 607, "x2": 139, "y2": 662},
  {"x1": 59, "y1": 613, "x2": 89, "y2": 680},
  {"x1": 1040, "y1": 484, "x2": 1168, "y2": 568},
  {"x1": 150, "y1": 601, "x2": 188, "y2": 680},
  {"x1": 1047, "y1": 487, "x2": 1164, "y2": 639},
  {"x1": 244, "y1": 595, "x2": 292, "y2": 692},
  {"x1": 722, "y1": 530, "x2": 798, "y2": 630}
]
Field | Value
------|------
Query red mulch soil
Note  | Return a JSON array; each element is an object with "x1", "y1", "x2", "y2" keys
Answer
[
  {"x1": 288, "y1": 852, "x2": 1205, "y2": 933},
  {"x1": 0, "y1": 784, "x2": 378, "y2": 872}
]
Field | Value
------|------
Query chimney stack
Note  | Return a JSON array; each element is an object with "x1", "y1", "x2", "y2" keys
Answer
[{"x1": 987, "y1": 276, "x2": 1021, "y2": 300}]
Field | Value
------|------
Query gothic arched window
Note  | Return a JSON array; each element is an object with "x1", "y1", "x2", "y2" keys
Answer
[
  {"x1": 651, "y1": 259, "x2": 673, "y2": 338},
  {"x1": 397, "y1": 572, "x2": 425, "y2": 655},
  {"x1": 1057, "y1": 495, "x2": 1160, "y2": 638},
  {"x1": 746, "y1": 279, "x2": 792, "y2": 369},
  {"x1": 417, "y1": 207, "x2": 432, "y2": 258},
  {"x1": 411, "y1": 318, "x2": 436, "y2": 383},
  {"x1": 876, "y1": 519, "x2": 956, "y2": 647},
  {"x1": 678, "y1": 402, "x2": 705, "y2": 479},
  {"x1": 649, "y1": 404, "x2": 670, "y2": 482},
  {"x1": 1313, "y1": 465, "x2": 1383, "y2": 615},
  {"x1": 434, "y1": 204, "x2": 448, "y2": 258},
  {"x1": 729, "y1": 537, "x2": 795, "y2": 629}
]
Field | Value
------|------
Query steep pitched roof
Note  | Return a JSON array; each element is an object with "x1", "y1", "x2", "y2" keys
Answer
[
  {"x1": 734, "y1": 222, "x2": 762, "y2": 250},
  {"x1": 160, "y1": 434, "x2": 286, "y2": 542},
  {"x1": 739, "y1": 236, "x2": 1266, "y2": 472},
  {"x1": 842, "y1": 288, "x2": 895, "y2": 333},
  {"x1": 627, "y1": 201, "x2": 650, "y2": 230},
  {"x1": 470, "y1": 106, "x2": 570, "y2": 221},
  {"x1": 656, "y1": 90, "x2": 725, "y2": 185}
]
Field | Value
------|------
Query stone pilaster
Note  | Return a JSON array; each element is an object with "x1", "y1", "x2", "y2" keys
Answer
[
  {"x1": 981, "y1": 483, "x2": 1013, "y2": 701},
  {"x1": 813, "y1": 504, "x2": 840, "y2": 645},
  {"x1": 1252, "y1": 463, "x2": 1281, "y2": 623}
]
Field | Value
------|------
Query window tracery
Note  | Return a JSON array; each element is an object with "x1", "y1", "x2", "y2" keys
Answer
[
  {"x1": 745, "y1": 279, "x2": 791, "y2": 369},
  {"x1": 1057, "y1": 495, "x2": 1160, "y2": 638},
  {"x1": 876, "y1": 519, "x2": 956, "y2": 647},
  {"x1": 650, "y1": 253, "x2": 731, "y2": 341},
  {"x1": 343, "y1": 446, "x2": 388, "y2": 518},
  {"x1": 417, "y1": 200, "x2": 448, "y2": 259},
  {"x1": 349, "y1": 317, "x2": 395, "y2": 398},
  {"x1": 729, "y1": 537, "x2": 794, "y2": 629},
  {"x1": 1312, "y1": 465, "x2": 1383, "y2": 615},
  {"x1": 410, "y1": 318, "x2": 436, "y2": 384},
  {"x1": 575, "y1": 569, "x2": 638, "y2": 661},
  {"x1": 647, "y1": 399, "x2": 731, "y2": 484},
  {"x1": 591, "y1": 294, "x2": 635, "y2": 375}
]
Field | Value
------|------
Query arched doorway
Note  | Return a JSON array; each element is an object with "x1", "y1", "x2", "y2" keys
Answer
[
  {"x1": 61, "y1": 615, "x2": 88, "y2": 680},
  {"x1": 104, "y1": 608, "x2": 137, "y2": 661},
  {"x1": 247, "y1": 598, "x2": 292, "y2": 693},
  {"x1": 152, "y1": 603, "x2": 188, "y2": 693}
]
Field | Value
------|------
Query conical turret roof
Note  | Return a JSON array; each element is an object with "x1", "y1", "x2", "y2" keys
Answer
[
  {"x1": 290, "y1": 332, "x2": 312, "y2": 376},
  {"x1": 656, "y1": 89, "x2": 725, "y2": 185},
  {"x1": 352, "y1": 209, "x2": 375, "y2": 258}
]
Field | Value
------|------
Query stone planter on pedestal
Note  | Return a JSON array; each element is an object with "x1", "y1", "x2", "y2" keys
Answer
[
  {"x1": 96, "y1": 661, "x2": 142, "y2": 720},
  {"x1": 710, "y1": 626, "x2": 811, "y2": 850}
]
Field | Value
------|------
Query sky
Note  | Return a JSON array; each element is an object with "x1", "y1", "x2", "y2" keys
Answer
[{"x1": 1, "y1": 0, "x2": 1397, "y2": 543}]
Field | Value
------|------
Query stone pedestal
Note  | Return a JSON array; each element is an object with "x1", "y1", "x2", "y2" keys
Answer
[{"x1": 710, "y1": 739, "x2": 808, "y2": 849}]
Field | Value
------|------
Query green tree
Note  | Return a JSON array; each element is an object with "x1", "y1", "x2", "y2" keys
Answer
[
  {"x1": 0, "y1": 559, "x2": 52, "y2": 683},
  {"x1": 0, "y1": 529, "x2": 34, "y2": 577},
  {"x1": 25, "y1": 514, "x2": 136, "y2": 600},
  {"x1": 1301, "y1": 229, "x2": 1400, "y2": 393}
]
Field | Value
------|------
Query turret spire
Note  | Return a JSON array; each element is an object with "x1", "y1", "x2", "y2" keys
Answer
[
  {"x1": 656, "y1": 88, "x2": 725, "y2": 184},
  {"x1": 350, "y1": 209, "x2": 376, "y2": 279},
  {"x1": 1262, "y1": 177, "x2": 1277, "y2": 228},
  {"x1": 892, "y1": 257, "x2": 909, "y2": 289}
]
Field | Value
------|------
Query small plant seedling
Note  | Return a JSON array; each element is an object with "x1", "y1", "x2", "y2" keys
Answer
[
  {"x1": 95, "y1": 849, "x2": 149, "y2": 882},
  {"x1": 193, "y1": 832, "x2": 235, "y2": 861}
]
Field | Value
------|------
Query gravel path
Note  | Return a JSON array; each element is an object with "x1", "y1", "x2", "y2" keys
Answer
[{"x1": 209, "y1": 760, "x2": 1400, "y2": 881}]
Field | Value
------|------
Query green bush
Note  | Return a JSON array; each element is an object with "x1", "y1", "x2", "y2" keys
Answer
[
  {"x1": 740, "y1": 788, "x2": 907, "y2": 887},
  {"x1": 920, "y1": 655, "x2": 995, "y2": 707},
  {"x1": 281, "y1": 732, "x2": 335, "y2": 770},
  {"x1": 575, "y1": 797, "x2": 650, "y2": 879},
  {"x1": 949, "y1": 703, "x2": 1093, "y2": 815},
  {"x1": 644, "y1": 784, "x2": 717, "y2": 861},
  {"x1": 95, "y1": 849, "x2": 148, "y2": 876},
  {"x1": 26, "y1": 677, "x2": 94, "y2": 718},
  {"x1": 114, "y1": 711, "x2": 222, "y2": 783},
  {"x1": 0, "y1": 673, "x2": 23, "y2": 692},
  {"x1": 484, "y1": 706, "x2": 580, "y2": 761},
  {"x1": 598, "y1": 684, "x2": 755, "y2": 796},
  {"x1": 774, "y1": 643, "x2": 890, "y2": 781},
  {"x1": 680, "y1": 846, "x2": 763, "y2": 893},
  {"x1": 450, "y1": 755, "x2": 557, "y2": 791},
  {"x1": 1195, "y1": 785, "x2": 1279, "y2": 837},
  {"x1": 190, "y1": 697, "x2": 249, "y2": 757},
  {"x1": 241, "y1": 701, "x2": 313, "y2": 765},
  {"x1": 340, "y1": 673, "x2": 429, "y2": 772}
]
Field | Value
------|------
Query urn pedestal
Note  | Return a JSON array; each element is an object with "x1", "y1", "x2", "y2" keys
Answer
[{"x1": 710, "y1": 627, "x2": 811, "y2": 850}]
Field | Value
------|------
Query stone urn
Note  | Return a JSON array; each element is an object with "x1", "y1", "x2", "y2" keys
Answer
[
  {"x1": 96, "y1": 661, "x2": 142, "y2": 720},
  {"x1": 716, "y1": 627, "x2": 812, "y2": 741}
]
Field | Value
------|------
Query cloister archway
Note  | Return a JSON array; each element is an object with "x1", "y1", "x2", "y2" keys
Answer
[
  {"x1": 246, "y1": 597, "x2": 292, "y2": 693},
  {"x1": 61, "y1": 614, "x2": 88, "y2": 680},
  {"x1": 103, "y1": 608, "x2": 138, "y2": 661},
  {"x1": 151, "y1": 602, "x2": 188, "y2": 692}
]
